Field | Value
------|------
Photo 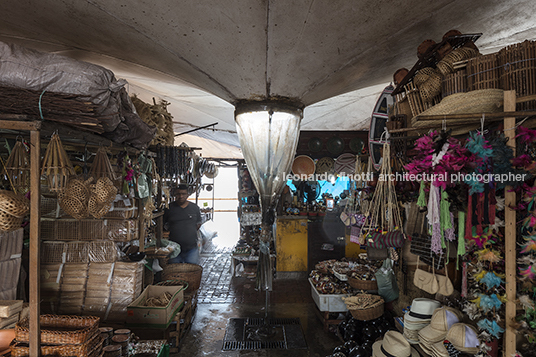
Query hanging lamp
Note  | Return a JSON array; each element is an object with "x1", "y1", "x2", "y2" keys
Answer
[{"x1": 234, "y1": 100, "x2": 303, "y2": 291}]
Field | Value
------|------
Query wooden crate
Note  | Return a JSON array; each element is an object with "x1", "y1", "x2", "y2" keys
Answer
[
  {"x1": 498, "y1": 40, "x2": 536, "y2": 110},
  {"x1": 467, "y1": 53, "x2": 500, "y2": 91},
  {"x1": 168, "y1": 291, "x2": 198, "y2": 353}
]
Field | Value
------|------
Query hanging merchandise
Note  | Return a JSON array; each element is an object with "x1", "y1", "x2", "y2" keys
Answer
[
  {"x1": 134, "y1": 152, "x2": 152, "y2": 199},
  {"x1": 88, "y1": 147, "x2": 116, "y2": 182},
  {"x1": 58, "y1": 177, "x2": 92, "y2": 219},
  {"x1": 0, "y1": 189, "x2": 30, "y2": 232},
  {"x1": 40, "y1": 133, "x2": 75, "y2": 193},
  {"x1": 362, "y1": 142, "x2": 405, "y2": 247},
  {"x1": 87, "y1": 177, "x2": 117, "y2": 219},
  {"x1": 3, "y1": 138, "x2": 30, "y2": 194}
]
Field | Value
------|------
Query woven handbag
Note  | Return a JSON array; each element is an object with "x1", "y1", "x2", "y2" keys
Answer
[{"x1": 366, "y1": 231, "x2": 404, "y2": 249}]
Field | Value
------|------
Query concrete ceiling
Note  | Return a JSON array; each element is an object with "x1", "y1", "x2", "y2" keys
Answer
[{"x1": 0, "y1": 0, "x2": 535, "y2": 147}]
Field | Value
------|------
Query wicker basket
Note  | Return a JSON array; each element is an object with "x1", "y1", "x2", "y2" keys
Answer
[
  {"x1": 155, "y1": 279, "x2": 189, "y2": 290},
  {"x1": 162, "y1": 263, "x2": 202, "y2": 293},
  {"x1": 347, "y1": 276, "x2": 378, "y2": 291},
  {"x1": 15, "y1": 315, "x2": 100, "y2": 345},
  {"x1": 342, "y1": 294, "x2": 384, "y2": 321},
  {"x1": 0, "y1": 190, "x2": 30, "y2": 218},
  {"x1": 11, "y1": 333, "x2": 103, "y2": 357},
  {"x1": 467, "y1": 53, "x2": 500, "y2": 91}
]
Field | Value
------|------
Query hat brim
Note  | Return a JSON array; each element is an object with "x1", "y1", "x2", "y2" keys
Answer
[
  {"x1": 419, "y1": 325, "x2": 448, "y2": 343},
  {"x1": 431, "y1": 341, "x2": 449, "y2": 357},
  {"x1": 373, "y1": 340, "x2": 420, "y2": 357}
]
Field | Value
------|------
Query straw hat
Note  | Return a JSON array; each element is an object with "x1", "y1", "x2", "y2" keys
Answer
[
  {"x1": 418, "y1": 307, "x2": 463, "y2": 344},
  {"x1": 446, "y1": 323, "x2": 480, "y2": 354},
  {"x1": 372, "y1": 331, "x2": 419, "y2": 357},
  {"x1": 405, "y1": 298, "x2": 442, "y2": 323}
]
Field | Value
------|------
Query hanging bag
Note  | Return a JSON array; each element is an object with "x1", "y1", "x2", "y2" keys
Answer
[
  {"x1": 374, "y1": 258, "x2": 399, "y2": 303},
  {"x1": 413, "y1": 256, "x2": 439, "y2": 294},
  {"x1": 436, "y1": 257, "x2": 454, "y2": 296}
]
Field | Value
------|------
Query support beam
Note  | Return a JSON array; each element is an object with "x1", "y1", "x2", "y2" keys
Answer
[
  {"x1": 504, "y1": 90, "x2": 516, "y2": 357},
  {"x1": 0, "y1": 120, "x2": 41, "y2": 131},
  {"x1": 29, "y1": 129, "x2": 41, "y2": 357}
]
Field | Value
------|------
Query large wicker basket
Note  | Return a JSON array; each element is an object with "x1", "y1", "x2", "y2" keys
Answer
[
  {"x1": 347, "y1": 276, "x2": 378, "y2": 291},
  {"x1": 162, "y1": 263, "x2": 202, "y2": 293},
  {"x1": 11, "y1": 332, "x2": 103, "y2": 357},
  {"x1": 342, "y1": 294, "x2": 384, "y2": 321}
]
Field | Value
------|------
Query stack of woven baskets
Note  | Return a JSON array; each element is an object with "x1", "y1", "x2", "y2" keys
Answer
[
  {"x1": 59, "y1": 177, "x2": 117, "y2": 219},
  {"x1": 11, "y1": 315, "x2": 103, "y2": 357},
  {"x1": 0, "y1": 190, "x2": 29, "y2": 232}
]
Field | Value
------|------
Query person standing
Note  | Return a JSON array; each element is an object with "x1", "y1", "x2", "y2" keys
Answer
[{"x1": 164, "y1": 184, "x2": 202, "y2": 265}]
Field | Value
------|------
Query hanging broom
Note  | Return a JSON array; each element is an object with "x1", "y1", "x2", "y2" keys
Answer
[
  {"x1": 362, "y1": 142, "x2": 404, "y2": 237},
  {"x1": 41, "y1": 133, "x2": 75, "y2": 193},
  {"x1": 3, "y1": 139, "x2": 30, "y2": 194}
]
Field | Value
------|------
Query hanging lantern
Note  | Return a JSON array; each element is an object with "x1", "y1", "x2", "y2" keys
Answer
[
  {"x1": 41, "y1": 133, "x2": 75, "y2": 193},
  {"x1": 3, "y1": 139, "x2": 30, "y2": 194},
  {"x1": 89, "y1": 147, "x2": 116, "y2": 181},
  {"x1": 235, "y1": 100, "x2": 303, "y2": 291}
]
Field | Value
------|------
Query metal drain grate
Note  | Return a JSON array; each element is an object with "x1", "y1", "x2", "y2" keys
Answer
[
  {"x1": 247, "y1": 317, "x2": 301, "y2": 326},
  {"x1": 222, "y1": 340, "x2": 286, "y2": 351},
  {"x1": 222, "y1": 317, "x2": 307, "y2": 351}
]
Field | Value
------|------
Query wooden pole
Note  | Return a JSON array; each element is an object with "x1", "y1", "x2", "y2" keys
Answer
[
  {"x1": 29, "y1": 129, "x2": 41, "y2": 357},
  {"x1": 504, "y1": 90, "x2": 516, "y2": 357}
]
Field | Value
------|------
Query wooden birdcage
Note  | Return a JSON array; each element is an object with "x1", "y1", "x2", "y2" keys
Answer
[{"x1": 88, "y1": 147, "x2": 116, "y2": 181}]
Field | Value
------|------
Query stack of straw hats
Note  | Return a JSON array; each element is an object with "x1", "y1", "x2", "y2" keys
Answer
[
  {"x1": 432, "y1": 323, "x2": 480, "y2": 357},
  {"x1": 418, "y1": 307, "x2": 464, "y2": 357},
  {"x1": 403, "y1": 298, "x2": 442, "y2": 344}
]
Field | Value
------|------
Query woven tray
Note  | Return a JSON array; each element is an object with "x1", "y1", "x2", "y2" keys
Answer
[
  {"x1": 11, "y1": 333, "x2": 103, "y2": 357},
  {"x1": 15, "y1": 315, "x2": 100, "y2": 345}
]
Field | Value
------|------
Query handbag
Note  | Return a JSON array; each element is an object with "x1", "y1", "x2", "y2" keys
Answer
[
  {"x1": 436, "y1": 258, "x2": 454, "y2": 296},
  {"x1": 367, "y1": 231, "x2": 404, "y2": 249},
  {"x1": 413, "y1": 257, "x2": 439, "y2": 294}
]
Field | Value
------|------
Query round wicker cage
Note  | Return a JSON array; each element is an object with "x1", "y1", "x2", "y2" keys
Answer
[
  {"x1": 0, "y1": 190, "x2": 30, "y2": 218},
  {"x1": 0, "y1": 210, "x2": 23, "y2": 232}
]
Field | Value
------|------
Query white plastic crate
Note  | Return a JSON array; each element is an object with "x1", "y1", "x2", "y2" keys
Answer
[{"x1": 309, "y1": 278, "x2": 350, "y2": 312}]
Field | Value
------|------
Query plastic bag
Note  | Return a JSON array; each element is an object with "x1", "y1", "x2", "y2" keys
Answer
[{"x1": 374, "y1": 258, "x2": 399, "y2": 303}]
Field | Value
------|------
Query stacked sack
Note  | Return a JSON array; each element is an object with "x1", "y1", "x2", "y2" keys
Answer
[
  {"x1": 418, "y1": 307, "x2": 464, "y2": 357},
  {"x1": 403, "y1": 298, "x2": 442, "y2": 344}
]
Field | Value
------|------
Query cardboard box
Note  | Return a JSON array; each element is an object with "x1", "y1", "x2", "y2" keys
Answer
[
  {"x1": 126, "y1": 285, "x2": 185, "y2": 328},
  {"x1": 309, "y1": 278, "x2": 350, "y2": 312}
]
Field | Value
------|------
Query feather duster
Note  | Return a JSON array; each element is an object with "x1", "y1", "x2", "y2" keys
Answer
[
  {"x1": 476, "y1": 247, "x2": 502, "y2": 262},
  {"x1": 517, "y1": 256, "x2": 536, "y2": 266},
  {"x1": 463, "y1": 302, "x2": 482, "y2": 320},
  {"x1": 477, "y1": 319, "x2": 505, "y2": 339},
  {"x1": 480, "y1": 272, "x2": 504, "y2": 289},
  {"x1": 516, "y1": 126, "x2": 536, "y2": 144},
  {"x1": 474, "y1": 269, "x2": 487, "y2": 282},
  {"x1": 518, "y1": 295, "x2": 535, "y2": 310},
  {"x1": 512, "y1": 154, "x2": 533, "y2": 168},
  {"x1": 480, "y1": 294, "x2": 503, "y2": 312},
  {"x1": 519, "y1": 265, "x2": 536, "y2": 280},
  {"x1": 490, "y1": 134, "x2": 530, "y2": 189},
  {"x1": 520, "y1": 235, "x2": 536, "y2": 254},
  {"x1": 470, "y1": 295, "x2": 482, "y2": 308},
  {"x1": 495, "y1": 196, "x2": 505, "y2": 211}
]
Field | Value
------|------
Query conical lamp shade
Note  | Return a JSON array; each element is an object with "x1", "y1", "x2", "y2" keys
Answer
[{"x1": 235, "y1": 101, "x2": 302, "y2": 290}]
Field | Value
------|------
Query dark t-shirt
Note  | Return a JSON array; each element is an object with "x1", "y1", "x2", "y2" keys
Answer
[{"x1": 164, "y1": 201, "x2": 202, "y2": 252}]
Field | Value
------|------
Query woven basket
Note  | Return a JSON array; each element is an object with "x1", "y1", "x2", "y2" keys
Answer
[
  {"x1": 413, "y1": 67, "x2": 436, "y2": 88},
  {"x1": 342, "y1": 294, "x2": 384, "y2": 321},
  {"x1": 15, "y1": 315, "x2": 100, "y2": 345},
  {"x1": 155, "y1": 279, "x2": 189, "y2": 291},
  {"x1": 347, "y1": 276, "x2": 378, "y2": 291},
  {"x1": 11, "y1": 333, "x2": 103, "y2": 357},
  {"x1": 0, "y1": 210, "x2": 23, "y2": 232},
  {"x1": 65, "y1": 178, "x2": 91, "y2": 202},
  {"x1": 0, "y1": 190, "x2": 30, "y2": 218},
  {"x1": 162, "y1": 263, "x2": 203, "y2": 293},
  {"x1": 419, "y1": 70, "x2": 443, "y2": 103}
]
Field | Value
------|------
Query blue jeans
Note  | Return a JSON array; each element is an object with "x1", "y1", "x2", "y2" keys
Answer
[{"x1": 168, "y1": 247, "x2": 200, "y2": 265}]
